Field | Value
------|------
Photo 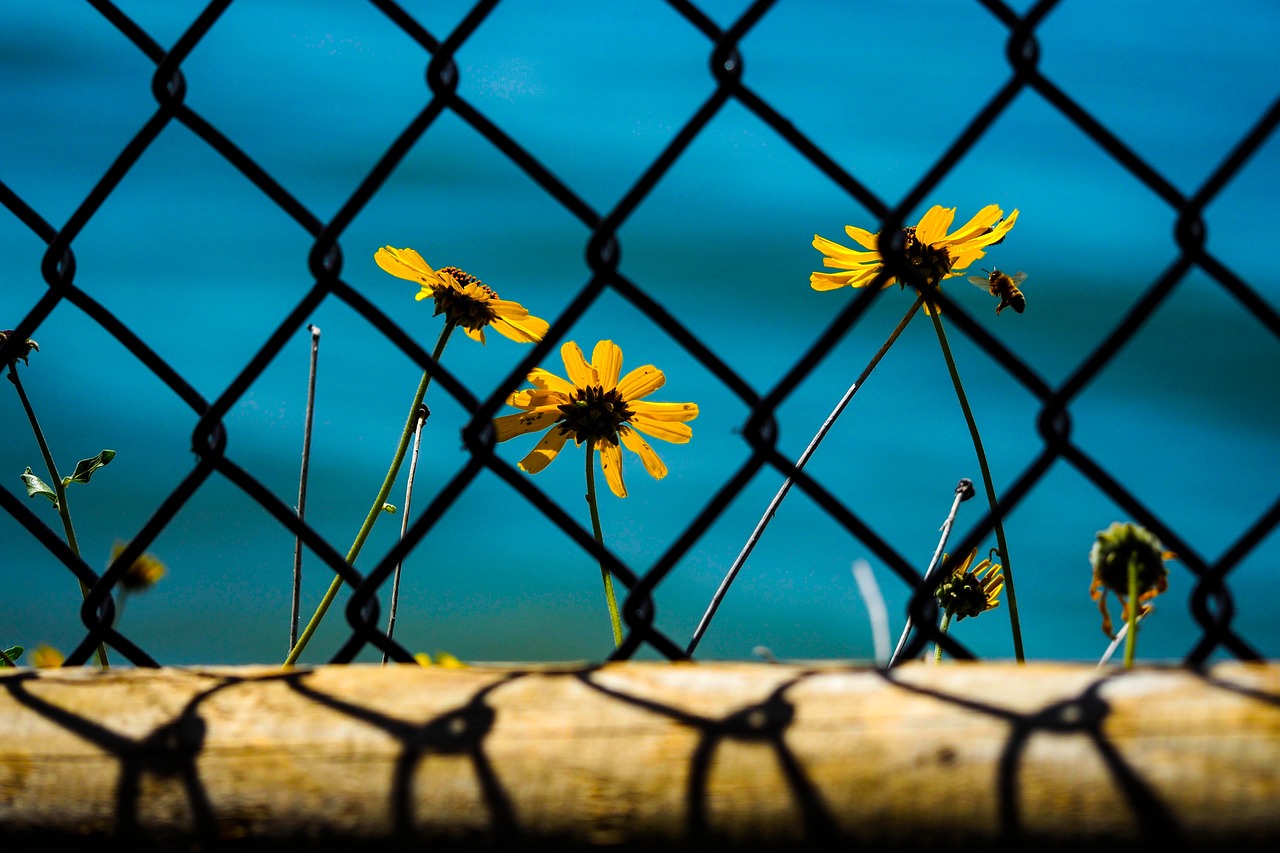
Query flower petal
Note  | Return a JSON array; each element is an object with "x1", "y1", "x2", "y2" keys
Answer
[
  {"x1": 592, "y1": 340, "x2": 623, "y2": 389},
  {"x1": 945, "y1": 204, "x2": 1002, "y2": 244},
  {"x1": 620, "y1": 427, "x2": 668, "y2": 480},
  {"x1": 491, "y1": 314, "x2": 549, "y2": 344},
  {"x1": 490, "y1": 301, "x2": 550, "y2": 342},
  {"x1": 843, "y1": 224, "x2": 880, "y2": 250},
  {"x1": 977, "y1": 208, "x2": 1019, "y2": 246},
  {"x1": 506, "y1": 386, "x2": 565, "y2": 409},
  {"x1": 493, "y1": 410, "x2": 560, "y2": 441},
  {"x1": 629, "y1": 410, "x2": 694, "y2": 444},
  {"x1": 616, "y1": 364, "x2": 664, "y2": 401},
  {"x1": 629, "y1": 400, "x2": 698, "y2": 422},
  {"x1": 519, "y1": 428, "x2": 571, "y2": 474},
  {"x1": 915, "y1": 206, "x2": 954, "y2": 245},
  {"x1": 598, "y1": 440, "x2": 627, "y2": 497},
  {"x1": 560, "y1": 341, "x2": 592, "y2": 387},
  {"x1": 813, "y1": 233, "x2": 879, "y2": 267},
  {"x1": 375, "y1": 246, "x2": 440, "y2": 289},
  {"x1": 527, "y1": 368, "x2": 575, "y2": 395}
]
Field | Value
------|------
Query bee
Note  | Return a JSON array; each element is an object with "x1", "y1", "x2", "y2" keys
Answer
[{"x1": 968, "y1": 268, "x2": 1027, "y2": 315}]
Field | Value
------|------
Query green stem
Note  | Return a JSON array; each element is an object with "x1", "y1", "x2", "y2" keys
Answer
[
  {"x1": 7, "y1": 366, "x2": 109, "y2": 668},
  {"x1": 1123, "y1": 554, "x2": 1139, "y2": 669},
  {"x1": 585, "y1": 443, "x2": 624, "y2": 648},
  {"x1": 934, "y1": 610, "x2": 954, "y2": 663},
  {"x1": 284, "y1": 322, "x2": 455, "y2": 667},
  {"x1": 927, "y1": 306, "x2": 1025, "y2": 663}
]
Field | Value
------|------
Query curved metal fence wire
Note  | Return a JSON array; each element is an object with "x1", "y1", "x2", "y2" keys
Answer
[{"x1": 2, "y1": 0, "x2": 1278, "y2": 667}]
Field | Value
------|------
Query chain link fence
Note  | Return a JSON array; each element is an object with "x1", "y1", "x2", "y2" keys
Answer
[{"x1": 2, "y1": 0, "x2": 1278, "y2": 668}]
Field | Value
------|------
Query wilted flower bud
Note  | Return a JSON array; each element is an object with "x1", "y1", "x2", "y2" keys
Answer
[
  {"x1": 1089, "y1": 521, "x2": 1173, "y2": 638},
  {"x1": 0, "y1": 330, "x2": 39, "y2": 368}
]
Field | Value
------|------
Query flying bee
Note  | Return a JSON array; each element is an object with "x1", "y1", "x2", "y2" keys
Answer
[{"x1": 968, "y1": 268, "x2": 1027, "y2": 315}]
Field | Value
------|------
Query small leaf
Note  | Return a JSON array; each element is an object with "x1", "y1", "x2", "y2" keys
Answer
[
  {"x1": 0, "y1": 645, "x2": 23, "y2": 666},
  {"x1": 21, "y1": 467, "x2": 58, "y2": 507},
  {"x1": 381, "y1": 503, "x2": 397, "y2": 514},
  {"x1": 64, "y1": 449, "x2": 116, "y2": 486}
]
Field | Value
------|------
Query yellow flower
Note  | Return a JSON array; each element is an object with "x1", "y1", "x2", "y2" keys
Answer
[
  {"x1": 415, "y1": 651, "x2": 469, "y2": 668},
  {"x1": 493, "y1": 340, "x2": 699, "y2": 498},
  {"x1": 111, "y1": 541, "x2": 167, "y2": 592},
  {"x1": 810, "y1": 204, "x2": 1019, "y2": 294},
  {"x1": 31, "y1": 644, "x2": 64, "y2": 668},
  {"x1": 375, "y1": 246, "x2": 549, "y2": 344},
  {"x1": 935, "y1": 548, "x2": 1004, "y2": 620}
]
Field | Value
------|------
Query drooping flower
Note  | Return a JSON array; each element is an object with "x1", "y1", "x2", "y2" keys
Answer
[
  {"x1": 493, "y1": 340, "x2": 699, "y2": 498},
  {"x1": 375, "y1": 246, "x2": 549, "y2": 344},
  {"x1": 935, "y1": 548, "x2": 1004, "y2": 621},
  {"x1": 1089, "y1": 521, "x2": 1173, "y2": 638},
  {"x1": 810, "y1": 204, "x2": 1019, "y2": 295}
]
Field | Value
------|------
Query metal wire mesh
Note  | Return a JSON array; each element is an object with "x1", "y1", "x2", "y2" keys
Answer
[{"x1": 2, "y1": 0, "x2": 1278, "y2": 667}]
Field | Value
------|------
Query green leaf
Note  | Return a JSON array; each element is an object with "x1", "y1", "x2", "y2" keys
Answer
[
  {"x1": 381, "y1": 503, "x2": 397, "y2": 514},
  {"x1": 21, "y1": 467, "x2": 58, "y2": 507},
  {"x1": 0, "y1": 645, "x2": 22, "y2": 667},
  {"x1": 64, "y1": 449, "x2": 116, "y2": 486}
]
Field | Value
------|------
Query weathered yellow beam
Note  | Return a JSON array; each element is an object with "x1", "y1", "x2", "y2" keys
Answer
[{"x1": 0, "y1": 662, "x2": 1276, "y2": 850}]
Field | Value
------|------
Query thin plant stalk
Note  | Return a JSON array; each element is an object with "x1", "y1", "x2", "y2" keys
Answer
[
  {"x1": 383, "y1": 403, "x2": 429, "y2": 665},
  {"x1": 686, "y1": 295, "x2": 925, "y2": 656},
  {"x1": 1123, "y1": 554, "x2": 1140, "y2": 668},
  {"x1": 934, "y1": 610, "x2": 954, "y2": 662},
  {"x1": 926, "y1": 306, "x2": 1025, "y2": 663},
  {"x1": 585, "y1": 443, "x2": 624, "y2": 648},
  {"x1": 291, "y1": 324, "x2": 321, "y2": 652},
  {"x1": 1097, "y1": 610, "x2": 1144, "y2": 668},
  {"x1": 888, "y1": 478, "x2": 973, "y2": 667},
  {"x1": 7, "y1": 367, "x2": 109, "y2": 668},
  {"x1": 284, "y1": 321, "x2": 455, "y2": 667},
  {"x1": 850, "y1": 558, "x2": 890, "y2": 665}
]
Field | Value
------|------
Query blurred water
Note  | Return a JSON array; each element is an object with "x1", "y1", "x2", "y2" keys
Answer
[{"x1": 2, "y1": 1, "x2": 1278, "y2": 666}]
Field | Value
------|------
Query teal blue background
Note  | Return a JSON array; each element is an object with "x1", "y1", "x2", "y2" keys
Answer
[{"x1": 2, "y1": 1, "x2": 1278, "y2": 665}]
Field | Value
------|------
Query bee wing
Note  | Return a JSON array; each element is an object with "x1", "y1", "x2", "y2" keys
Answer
[
  {"x1": 967, "y1": 275, "x2": 991, "y2": 288},
  {"x1": 1009, "y1": 271, "x2": 1028, "y2": 285}
]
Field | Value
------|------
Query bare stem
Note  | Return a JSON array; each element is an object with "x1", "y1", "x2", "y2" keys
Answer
[
  {"x1": 687, "y1": 296, "x2": 924, "y2": 656},
  {"x1": 383, "y1": 404, "x2": 429, "y2": 665},
  {"x1": 889, "y1": 478, "x2": 974, "y2": 667},
  {"x1": 291, "y1": 324, "x2": 321, "y2": 653},
  {"x1": 284, "y1": 321, "x2": 455, "y2": 667}
]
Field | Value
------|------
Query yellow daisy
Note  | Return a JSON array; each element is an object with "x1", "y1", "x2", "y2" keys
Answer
[
  {"x1": 110, "y1": 541, "x2": 166, "y2": 593},
  {"x1": 375, "y1": 246, "x2": 549, "y2": 344},
  {"x1": 810, "y1": 204, "x2": 1019, "y2": 293},
  {"x1": 493, "y1": 340, "x2": 699, "y2": 498}
]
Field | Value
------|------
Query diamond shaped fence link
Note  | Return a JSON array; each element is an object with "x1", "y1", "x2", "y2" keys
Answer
[{"x1": 1, "y1": 0, "x2": 1277, "y2": 668}]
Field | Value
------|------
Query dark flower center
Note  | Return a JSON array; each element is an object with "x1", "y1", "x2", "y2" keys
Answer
[
  {"x1": 557, "y1": 384, "x2": 633, "y2": 447},
  {"x1": 900, "y1": 227, "x2": 953, "y2": 287},
  {"x1": 432, "y1": 266, "x2": 500, "y2": 332},
  {"x1": 937, "y1": 570, "x2": 1000, "y2": 621}
]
